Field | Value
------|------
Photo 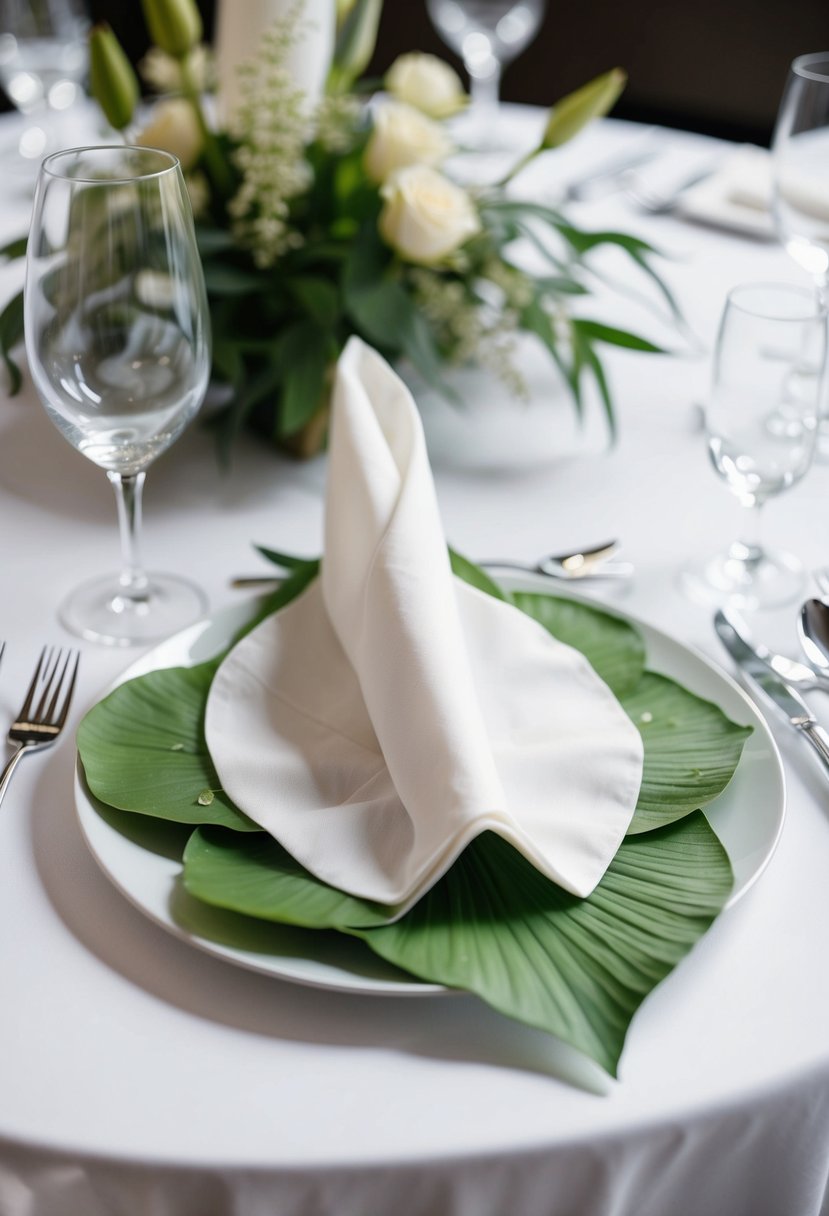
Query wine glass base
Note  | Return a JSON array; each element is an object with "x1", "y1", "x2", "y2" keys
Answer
[
  {"x1": 59, "y1": 572, "x2": 208, "y2": 647},
  {"x1": 680, "y1": 546, "x2": 806, "y2": 610}
]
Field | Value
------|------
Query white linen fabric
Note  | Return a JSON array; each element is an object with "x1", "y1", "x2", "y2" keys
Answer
[{"x1": 205, "y1": 337, "x2": 643, "y2": 908}]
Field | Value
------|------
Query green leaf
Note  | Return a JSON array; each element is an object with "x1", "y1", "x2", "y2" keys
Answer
[
  {"x1": 448, "y1": 549, "x2": 507, "y2": 601},
  {"x1": 573, "y1": 319, "x2": 666, "y2": 354},
  {"x1": 77, "y1": 565, "x2": 320, "y2": 829},
  {"x1": 254, "y1": 546, "x2": 320, "y2": 574},
  {"x1": 290, "y1": 276, "x2": 341, "y2": 328},
  {"x1": 622, "y1": 672, "x2": 752, "y2": 834},
  {"x1": 202, "y1": 262, "x2": 264, "y2": 297},
  {"x1": 184, "y1": 828, "x2": 393, "y2": 929},
  {"x1": 0, "y1": 234, "x2": 27, "y2": 260},
  {"x1": 360, "y1": 819, "x2": 730, "y2": 1076},
  {"x1": 77, "y1": 663, "x2": 258, "y2": 832},
  {"x1": 183, "y1": 816, "x2": 732, "y2": 1077},
  {"x1": 0, "y1": 289, "x2": 24, "y2": 395},
  {"x1": 274, "y1": 322, "x2": 332, "y2": 437},
  {"x1": 195, "y1": 226, "x2": 237, "y2": 256},
  {"x1": 508, "y1": 591, "x2": 645, "y2": 698}
]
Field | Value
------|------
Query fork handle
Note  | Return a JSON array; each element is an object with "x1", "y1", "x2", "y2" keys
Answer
[{"x1": 0, "y1": 743, "x2": 29, "y2": 809}]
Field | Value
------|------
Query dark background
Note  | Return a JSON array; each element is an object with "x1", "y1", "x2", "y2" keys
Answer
[{"x1": 15, "y1": 1, "x2": 829, "y2": 144}]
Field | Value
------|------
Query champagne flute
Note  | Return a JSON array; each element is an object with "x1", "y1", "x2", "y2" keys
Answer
[
  {"x1": 681, "y1": 282, "x2": 825, "y2": 609},
  {"x1": 771, "y1": 52, "x2": 829, "y2": 454},
  {"x1": 25, "y1": 145, "x2": 211, "y2": 646},
  {"x1": 426, "y1": 0, "x2": 547, "y2": 148},
  {"x1": 0, "y1": 0, "x2": 90, "y2": 166}
]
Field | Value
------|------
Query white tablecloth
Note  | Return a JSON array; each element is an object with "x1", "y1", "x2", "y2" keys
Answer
[{"x1": 1, "y1": 108, "x2": 829, "y2": 1216}]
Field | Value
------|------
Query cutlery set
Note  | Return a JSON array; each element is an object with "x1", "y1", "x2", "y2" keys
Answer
[{"x1": 715, "y1": 599, "x2": 829, "y2": 775}]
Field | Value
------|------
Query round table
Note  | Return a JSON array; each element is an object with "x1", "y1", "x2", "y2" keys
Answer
[{"x1": 1, "y1": 108, "x2": 828, "y2": 1216}]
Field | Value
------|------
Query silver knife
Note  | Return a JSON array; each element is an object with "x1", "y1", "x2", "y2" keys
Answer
[{"x1": 714, "y1": 608, "x2": 829, "y2": 774}]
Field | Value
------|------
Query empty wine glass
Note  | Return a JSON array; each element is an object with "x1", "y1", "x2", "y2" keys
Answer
[
  {"x1": 426, "y1": 0, "x2": 547, "y2": 148},
  {"x1": 25, "y1": 146, "x2": 211, "y2": 646},
  {"x1": 681, "y1": 282, "x2": 825, "y2": 609},
  {"x1": 0, "y1": 0, "x2": 90, "y2": 167},
  {"x1": 771, "y1": 52, "x2": 829, "y2": 454}
]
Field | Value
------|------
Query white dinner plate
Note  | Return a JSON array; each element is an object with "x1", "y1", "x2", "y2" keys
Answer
[{"x1": 75, "y1": 576, "x2": 785, "y2": 997}]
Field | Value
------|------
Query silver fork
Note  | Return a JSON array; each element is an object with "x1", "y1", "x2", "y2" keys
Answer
[{"x1": 0, "y1": 646, "x2": 80, "y2": 808}]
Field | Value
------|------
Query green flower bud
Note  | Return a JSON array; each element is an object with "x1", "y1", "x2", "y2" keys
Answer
[
  {"x1": 329, "y1": 0, "x2": 383, "y2": 92},
  {"x1": 89, "y1": 23, "x2": 139, "y2": 132},
  {"x1": 141, "y1": 0, "x2": 203, "y2": 59},
  {"x1": 542, "y1": 68, "x2": 627, "y2": 149}
]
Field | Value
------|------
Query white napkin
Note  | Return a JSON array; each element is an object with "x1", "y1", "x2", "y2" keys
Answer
[{"x1": 205, "y1": 338, "x2": 643, "y2": 913}]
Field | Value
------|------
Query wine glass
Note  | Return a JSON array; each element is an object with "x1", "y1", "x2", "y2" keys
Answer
[
  {"x1": 681, "y1": 282, "x2": 825, "y2": 610},
  {"x1": 771, "y1": 52, "x2": 829, "y2": 455},
  {"x1": 25, "y1": 145, "x2": 211, "y2": 646},
  {"x1": 0, "y1": 0, "x2": 90, "y2": 167},
  {"x1": 426, "y1": 0, "x2": 547, "y2": 148}
]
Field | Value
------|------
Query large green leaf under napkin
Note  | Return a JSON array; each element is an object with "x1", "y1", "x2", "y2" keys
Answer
[{"x1": 76, "y1": 564, "x2": 750, "y2": 1076}]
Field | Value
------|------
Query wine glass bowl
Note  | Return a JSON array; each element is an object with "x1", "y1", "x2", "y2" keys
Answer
[
  {"x1": 25, "y1": 145, "x2": 211, "y2": 645},
  {"x1": 682, "y1": 282, "x2": 826, "y2": 610},
  {"x1": 771, "y1": 52, "x2": 829, "y2": 455},
  {"x1": 0, "y1": 0, "x2": 90, "y2": 164},
  {"x1": 426, "y1": 0, "x2": 547, "y2": 148}
]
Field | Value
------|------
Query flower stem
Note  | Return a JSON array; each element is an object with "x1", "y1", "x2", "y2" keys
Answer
[{"x1": 180, "y1": 51, "x2": 234, "y2": 201}]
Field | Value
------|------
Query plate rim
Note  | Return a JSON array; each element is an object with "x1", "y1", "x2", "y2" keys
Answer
[{"x1": 74, "y1": 577, "x2": 786, "y2": 995}]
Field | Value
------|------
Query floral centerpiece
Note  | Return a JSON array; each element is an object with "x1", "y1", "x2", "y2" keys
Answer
[{"x1": 1, "y1": 0, "x2": 677, "y2": 456}]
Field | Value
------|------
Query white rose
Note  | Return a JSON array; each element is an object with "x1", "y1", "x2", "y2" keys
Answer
[
  {"x1": 385, "y1": 52, "x2": 466, "y2": 119},
  {"x1": 135, "y1": 98, "x2": 203, "y2": 170},
  {"x1": 364, "y1": 101, "x2": 452, "y2": 184},
  {"x1": 379, "y1": 165, "x2": 481, "y2": 265}
]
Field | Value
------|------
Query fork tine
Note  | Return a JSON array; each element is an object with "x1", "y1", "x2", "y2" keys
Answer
[
  {"x1": 18, "y1": 646, "x2": 50, "y2": 720},
  {"x1": 32, "y1": 647, "x2": 62, "y2": 722},
  {"x1": 54, "y1": 651, "x2": 80, "y2": 728}
]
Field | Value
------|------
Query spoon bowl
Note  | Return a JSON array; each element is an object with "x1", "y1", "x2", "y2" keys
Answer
[{"x1": 799, "y1": 598, "x2": 829, "y2": 674}]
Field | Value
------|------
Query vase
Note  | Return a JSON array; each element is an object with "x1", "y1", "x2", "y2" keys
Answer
[{"x1": 214, "y1": 0, "x2": 336, "y2": 120}]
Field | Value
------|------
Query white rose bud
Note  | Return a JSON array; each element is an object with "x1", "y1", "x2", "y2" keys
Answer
[
  {"x1": 135, "y1": 97, "x2": 203, "y2": 170},
  {"x1": 385, "y1": 52, "x2": 466, "y2": 119},
  {"x1": 379, "y1": 164, "x2": 481, "y2": 265},
  {"x1": 364, "y1": 100, "x2": 452, "y2": 184}
]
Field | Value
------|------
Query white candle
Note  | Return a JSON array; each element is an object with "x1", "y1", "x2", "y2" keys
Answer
[{"x1": 214, "y1": 0, "x2": 336, "y2": 119}]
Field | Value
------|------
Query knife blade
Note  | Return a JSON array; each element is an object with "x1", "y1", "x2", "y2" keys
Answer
[{"x1": 714, "y1": 608, "x2": 829, "y2": 775}]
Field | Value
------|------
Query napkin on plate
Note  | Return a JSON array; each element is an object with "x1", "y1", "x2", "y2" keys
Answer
[{"x1": 205, "y1": 337, "x2": 643, "y2": 913}]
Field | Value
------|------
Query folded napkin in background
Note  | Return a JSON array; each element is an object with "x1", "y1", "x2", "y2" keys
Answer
[{"x1": 205, "y1": 338, "x2": 643, "y2": 912}]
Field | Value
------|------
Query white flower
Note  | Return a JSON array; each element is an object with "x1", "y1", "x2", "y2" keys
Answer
[
  {"x1": 135, "y1": 98, "x2": 203, "y2": 170},
  {"x1": 363, "y1": 100, "x2": 452, "y2": 184},
  {"x1": 379, "y1": 164, "x2": 480, "y2": 265},
  {"x1": 385, "y1": 52, "x2": 466, "y2": 119}
]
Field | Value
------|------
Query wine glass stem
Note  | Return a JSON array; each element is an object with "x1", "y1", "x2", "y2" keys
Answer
[
  {"x1": 733, "y1": 502, "x2": 764, "y2": 568},
  {"x1": 469, "y1": 61, "x2": 502, "y2": 126},
  {"x1": 109, "y1": 470, "x2": 150, "y2": 603}
]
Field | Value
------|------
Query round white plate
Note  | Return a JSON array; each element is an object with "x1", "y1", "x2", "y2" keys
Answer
[{"x1": 75, "y1": 578, "x2": 785, "y2": 997}]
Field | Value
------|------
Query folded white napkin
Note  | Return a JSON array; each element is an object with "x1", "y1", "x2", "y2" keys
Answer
[
  {"x1": 667, "y1": 143, "x2": 829, "y2": 239},
  {"x1": 205, "y1": 338, "x2": 643, "y2": 912}
]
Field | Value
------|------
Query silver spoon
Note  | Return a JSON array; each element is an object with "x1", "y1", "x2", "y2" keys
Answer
[
  {"x1": 799, "y1": 598, "x2": 829, "y2": 679},
  {"x1": 480, "y1": 540, "x2": 633, "y2": 580},
  {"x1": 721, "y1": 605, "x2": 829, "y2": 693}
]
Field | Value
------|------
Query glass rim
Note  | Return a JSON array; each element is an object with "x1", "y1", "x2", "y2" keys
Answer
[
  {"x1": 39, "y1": 144, "x2": 181, "y2": 184},
  {"x1": 791, "y1": 52, "x2": 829, "y2": 83},
  {"x1": 725, "y1": 281, "x2": 824, "y2": 322}
]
